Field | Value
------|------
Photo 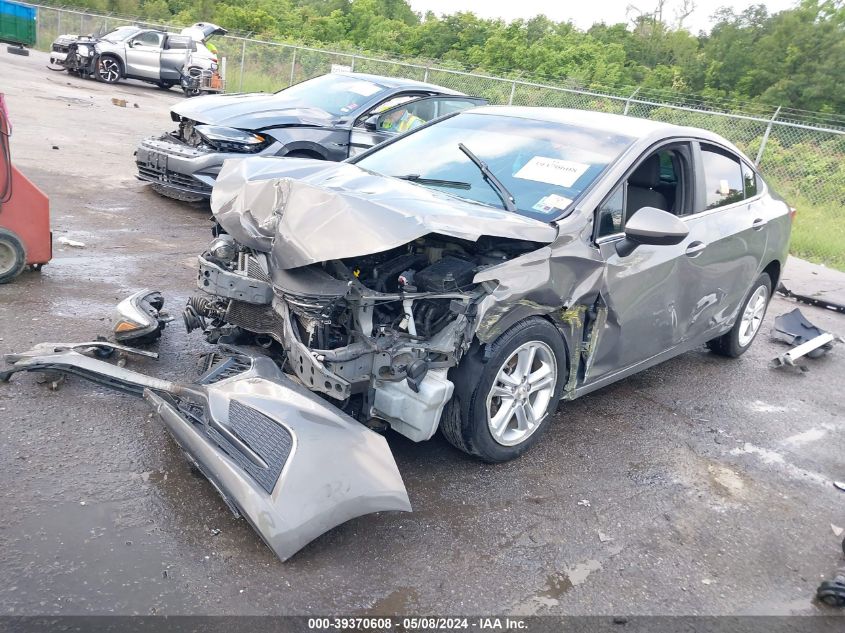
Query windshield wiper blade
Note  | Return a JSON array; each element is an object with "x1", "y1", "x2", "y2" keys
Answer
[
  {"x1": 457, "y1": 143, "x2": 517, "y2": 213},
  {"x1": 396, "y1": 174, "x2": 471, "y2": 190}
]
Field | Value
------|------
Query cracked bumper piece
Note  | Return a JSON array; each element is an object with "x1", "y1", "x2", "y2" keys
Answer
[{"x1": 2, "y1": 347, "x2": 411, "y2": 561}]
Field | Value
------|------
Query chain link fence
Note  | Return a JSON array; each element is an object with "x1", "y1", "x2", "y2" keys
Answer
[{"x1": 27, "y1": 4, "x2": 845, "y2": 265}]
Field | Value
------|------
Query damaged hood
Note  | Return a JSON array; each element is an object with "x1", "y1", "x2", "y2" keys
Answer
[
  {"x1": 171, "y1": 93, "x2": 336, "y2": 130},
  {"x1": 211, "y1": 157, "x2": 559, "y2": 269}
]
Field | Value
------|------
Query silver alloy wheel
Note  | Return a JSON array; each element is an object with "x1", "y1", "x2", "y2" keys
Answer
[
  {"x1": 737, "y1": 284, "x2": 768, "y2": 347},
  {"x1": 98, "y1": 58, "x2": 120, "y2": 82},
  {"x1": 0, "y1": 241, "x2": 16, "y2": 275},
  {"x1": 486, "y1": 340, "x2": 557, "y2": 446}
]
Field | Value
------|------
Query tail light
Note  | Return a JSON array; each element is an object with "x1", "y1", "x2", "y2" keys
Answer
[{"x1": 789, "y1": 206, "x2": 797, "y2": 221}]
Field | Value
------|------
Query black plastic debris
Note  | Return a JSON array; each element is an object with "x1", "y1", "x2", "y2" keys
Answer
[
  {"x1": 778, "y1": 283, "x2": 845, "y2": 315},
  {"x1": 817, "y1": 569, "x2": 845, "y2": 607},
  {"x1": 772, "y1": 308, "x2": 833, "y2": 359}
]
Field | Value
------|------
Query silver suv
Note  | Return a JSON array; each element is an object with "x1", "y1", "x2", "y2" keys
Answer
[{"x1": 49, "y1": 23, "x2": 225, "y2": 95}]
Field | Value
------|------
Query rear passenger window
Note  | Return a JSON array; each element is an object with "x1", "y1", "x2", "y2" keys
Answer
[
  {"x1": 742, "y1": 162, "x2": 758, "y2": 198},
  {"x1": 165, "y1": 36, "x2": 192, "y2": 50},
  {"x1": 700, "y1": 144, "x2": 744, "y2": 210}
]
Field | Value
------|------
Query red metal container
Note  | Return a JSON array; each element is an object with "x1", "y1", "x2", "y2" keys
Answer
[{"x1": 0, "y1": 92, "x2": 51, "y2": 283}]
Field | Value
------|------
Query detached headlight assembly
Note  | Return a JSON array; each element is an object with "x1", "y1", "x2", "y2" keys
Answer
[
  {"x1": 194, "y1": 125, "x2": 266, "y2": 152},
  {"x1": 113, "y1": 289, "x2": 171, "y2": 343}
]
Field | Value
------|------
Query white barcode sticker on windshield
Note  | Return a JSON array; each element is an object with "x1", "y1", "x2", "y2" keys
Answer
[
  {"x1": 349, "y1": 82, "x2": 382, "y2": 97},
  {"x1": 532, "y1": 193, "x2": 572, "y2": 213},
  {"x1": 514, "y1": 157, "x2": 590, "y2": 187}
]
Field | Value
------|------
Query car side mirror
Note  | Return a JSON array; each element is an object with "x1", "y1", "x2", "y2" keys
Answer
[
  {"x1": 127, "y1": 40, "x2": 134, "y2": 47},
  {"x1": 615, "y1": 207, "x2": 689, "y2": 257},
  {"x1": 363, "y1": 114, "x2": 379, "y2": 131}
]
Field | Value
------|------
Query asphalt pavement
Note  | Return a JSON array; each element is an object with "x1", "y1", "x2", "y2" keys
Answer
[{"x1": 1, "y1": 49, "x2": 844, "y2": 616}]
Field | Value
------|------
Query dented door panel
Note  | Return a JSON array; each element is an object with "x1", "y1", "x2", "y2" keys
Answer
[
  {"x1": 678, "y1": 205, "x2": 765, "y2": 341},
  {"x1": 588, "y1": 238, "x2": 687, "y2": 380}
]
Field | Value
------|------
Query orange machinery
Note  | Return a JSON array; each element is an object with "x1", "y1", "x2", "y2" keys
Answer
[{"x1": 0, "y1": 93, "x2": 51, "y2": 283}]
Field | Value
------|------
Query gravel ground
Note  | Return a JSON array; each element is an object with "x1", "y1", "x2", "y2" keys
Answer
[{"x1": 1, "y1": 50, "x2": 844, "y2": 617}]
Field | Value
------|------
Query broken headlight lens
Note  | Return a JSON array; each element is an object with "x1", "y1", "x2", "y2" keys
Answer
[
  {"x1": 113, "y1": 289, "x2": 168, "y2": 343},
  {"x1": 195, "y1": 125, "x2": 266, "y2": 152}
]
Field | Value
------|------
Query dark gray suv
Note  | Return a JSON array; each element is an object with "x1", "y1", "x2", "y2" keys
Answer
[{"x1": 135, "y1": 72, "x2": 486, "y2": 201}]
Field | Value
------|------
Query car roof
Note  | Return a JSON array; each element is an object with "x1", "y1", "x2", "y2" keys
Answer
[
  {"x1": 466, "y1": 106, "x2": 739, "y2": 145},
  {"x1": 334, "y1": 72, "x2": 465, "y2": 96},
  {"x1": 467, "y1": 106, "x2": 689, "y2": 136}
]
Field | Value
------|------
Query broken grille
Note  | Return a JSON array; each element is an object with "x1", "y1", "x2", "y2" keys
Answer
[
  {"x1": 206, "y1": 401, "x2": 293, "y2": 494},
  {"x1": 137, "y1": 165, "x2": 213, "y2": 195}
]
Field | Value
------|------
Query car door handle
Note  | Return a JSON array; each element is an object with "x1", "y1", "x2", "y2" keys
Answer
[
  {"x1": 751, "y1": 218, "x2": 768, "y2": 231},
  {"x1": 685, "y1": 241, "x2": 707, "y2": 257}
]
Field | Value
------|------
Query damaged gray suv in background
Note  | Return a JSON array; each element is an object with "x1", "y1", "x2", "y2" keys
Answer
[{"x1": 4, "y1": 107, "x2": 792, "y2": 562}]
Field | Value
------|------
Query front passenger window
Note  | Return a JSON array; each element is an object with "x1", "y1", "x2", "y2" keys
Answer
[
  {"x1": 595, "y1": 144, "x2": 691, "y2": 239},
  {"x1": 133, "y1": 32, "x2": 163, "y2": 48}
]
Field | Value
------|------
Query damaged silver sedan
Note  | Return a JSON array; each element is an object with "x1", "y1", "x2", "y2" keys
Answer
[{"x1": 3, "y1": 107, "x2": 792, "y2": 561}]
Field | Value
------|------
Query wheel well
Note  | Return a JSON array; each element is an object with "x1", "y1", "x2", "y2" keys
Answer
[
  {"x1": 477, "y1": 313, "x2": 571, "y2": 375},
  {"x1": 283, "y1": 149, "x2": 324, "y2": 160},
  {"x1": 763, "y1": 260, "x2": 782, "y2": 289}
]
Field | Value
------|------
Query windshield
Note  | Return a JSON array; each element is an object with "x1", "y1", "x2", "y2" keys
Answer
[
  {"x1": 275, "y1": 74, "x2": 385, "y2": 117},
  {"x1": 102, "y1": 26, "x2": 141, "y2": 42},
  {"x1": 355, "y1": 112, "x2": 635, "y2": 220}
]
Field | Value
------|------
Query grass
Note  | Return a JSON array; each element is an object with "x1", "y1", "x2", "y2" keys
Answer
[{"x1": 787, "y1": 195, "x2": 845, "y2": 271}]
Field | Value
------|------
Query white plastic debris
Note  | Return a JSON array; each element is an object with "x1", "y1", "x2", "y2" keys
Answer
[
  {"x1": 57, "y1": 236, "x2": 86, "y2": 248},
  {"x1": 832, "y1": 524, "x2": 844, "y2": 537},
  {"x1": 577, "y1": 499, "x2": 591, "y2": 507}
]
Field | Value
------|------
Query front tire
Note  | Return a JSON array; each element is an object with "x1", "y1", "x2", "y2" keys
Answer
[
  {"x1": 95, "y1": 55, "x2": 122, "y2": 84},
  {"x1": 0, "y1": 228, "x2": 27, "y2": 284},
  {"x1": 707, "y1": 272, "x2": 772, "y2": 357},
  {"x1": 441, "y1": 317, "x2": 566, "y2": 462}
]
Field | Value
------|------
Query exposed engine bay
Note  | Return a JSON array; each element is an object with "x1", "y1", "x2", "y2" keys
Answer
[{"x1": 185, "y1": 231, "x2": 540, "y2": 441}]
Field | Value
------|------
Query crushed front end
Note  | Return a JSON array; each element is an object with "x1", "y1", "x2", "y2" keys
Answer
[
  {"x1": 186, "y1": 233, "x2": 519, "y2": 441},
  {"x1": 136, "y1": 115, "x2": 273, "y2": 202},
  {"x1": 183, "y1": 160, "x2": 555, "y2": 443}
]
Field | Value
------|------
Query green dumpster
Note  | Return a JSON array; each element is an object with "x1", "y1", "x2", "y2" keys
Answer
[{"x1": 0, "y1": 0, "x2": 36, "y2": 48}]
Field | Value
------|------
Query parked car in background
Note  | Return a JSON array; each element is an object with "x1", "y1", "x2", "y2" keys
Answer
[
  {"x1": 134, "y1": 72, "x2": 487, "y2": 201},
  {"x1": 49, "y1": 22, "x2": 226, "y2": 96}
]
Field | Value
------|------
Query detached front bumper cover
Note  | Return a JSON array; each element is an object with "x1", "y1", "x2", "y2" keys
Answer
[{"x1": 2, "y1": 345, "x2": 411, "y2": 561}]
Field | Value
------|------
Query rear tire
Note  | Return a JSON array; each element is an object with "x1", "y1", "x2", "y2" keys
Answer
[
  {"x1": 707, "y1": 273, "x2": 771, "y2": 358},
  {"x1": 0, "y1": 229, "x2": 27, "y2": 284},
  {"x1": 441, "y1": 317, "x2": 566, "y2": 462}
]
